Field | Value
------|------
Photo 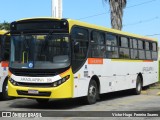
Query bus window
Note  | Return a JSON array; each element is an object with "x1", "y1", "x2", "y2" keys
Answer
[
  {"x1": 146, "y1": 51, "x2": 151, "y2": 60},
  {"x1": 152, "y1": 52, "x2": 157, "y2": 60},
  {"x1": 133, "y1": 39, "x2": 138, "y2": 49},
  {"x1": 130, "y1": 38, "x2": 133, "y2": 48},
  {"x1": 105, "y1": 34, "x2": 119, "y2": 58},
  {"x1": 145, "y1": 42, "x2": 149, "y2": 50},
  {"x1": 119, "y1": 37, "x2": 130, "y2": 59},
  {"x1": 138, "y1": 40, "x2": 145, "y2": 59},
  {"x1": 106, "y1": 34, "x2": 117, "y2": 46},
  {"x1": 152, "y1": 42, "x2": 158, "y2": 60},
  {"x1": 91, "y1": 31, "x2": 105, "y2": 58},
  {"x1": 139, "y1": 50, "x2": 145, "y2": 59},
  {"x1": 145, "y1": 41, "x2": 151, "y2": 60},
  {"x1": 138, "y1": 40, "x2": 143, "y2": 49},
  {"x1": 130, "y1": 38, "x2": 138, "y2": 59},
  {"x1": 152, "y1": 42, "x2": 157, "y2": 51},
  {"x1": 131, "y1": 49, "x2": 138, "y2": 59}
]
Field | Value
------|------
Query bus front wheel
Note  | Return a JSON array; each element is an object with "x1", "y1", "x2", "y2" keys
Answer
[
  {"x1": 2, "y1": 79, "x2": 11, "y2": 100},
  {"x1": 85, "y1": 80, "x2": 98, "y2": 104}
]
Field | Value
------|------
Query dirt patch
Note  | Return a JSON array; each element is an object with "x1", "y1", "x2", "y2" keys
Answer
[{"x1": 141, "y1": 82, "x2": 160, "y2": 96}]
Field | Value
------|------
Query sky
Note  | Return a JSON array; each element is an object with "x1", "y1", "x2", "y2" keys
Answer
[{"x1": 0, "y1": 0, "x2": 160, "y2": 41}]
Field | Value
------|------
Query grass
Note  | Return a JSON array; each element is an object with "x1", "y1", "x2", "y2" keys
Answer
[{"x1": 158, "y1": 60, "x2": 160, "y2": 82}]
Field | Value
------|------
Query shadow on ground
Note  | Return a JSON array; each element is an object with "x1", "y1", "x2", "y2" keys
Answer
[{"x1": 9, "y1": 90, "x2": 136, "y2": 110}]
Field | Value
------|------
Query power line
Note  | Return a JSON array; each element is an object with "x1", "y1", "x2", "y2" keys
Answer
[
  {"x1": 123, "y1": 16, "x2": 159, "y2": 27},
  {"x1": 78, "y1": 0, "x2": 157, "y2": 20},
  {"x1": 78, "y1": 12, "x2": 106, "y2": 20},
  {"x1": 126, "y1": 0, "x2": 157, "y2": 9},
  {"x1": 145, "y1": 34, "x2": 160, "y2": 36}
]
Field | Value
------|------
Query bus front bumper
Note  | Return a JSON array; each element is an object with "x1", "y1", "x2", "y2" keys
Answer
[{"x1": 8, "y1": 80, "x2": 73, "y2": 99}]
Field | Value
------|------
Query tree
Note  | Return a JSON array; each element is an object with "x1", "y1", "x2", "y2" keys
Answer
[
  {"x1": 104, "y1": 0, "x2": 127, "y2": 30},
  {"x1": 0, "y1": 22, "x2": 10, "y2": 31}
]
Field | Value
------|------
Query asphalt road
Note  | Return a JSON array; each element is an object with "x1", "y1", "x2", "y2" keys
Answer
[{"x1": 0, "y1": 91, "x2": 160, "y2": 119}]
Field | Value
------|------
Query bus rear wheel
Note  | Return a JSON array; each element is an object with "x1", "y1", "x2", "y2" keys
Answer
[
  {"x1": 85, "y1": 80, "x2": 98, "y2": 105},
  {"x1": 133, "y1": 76, "x2": 142, "y2": 95}
]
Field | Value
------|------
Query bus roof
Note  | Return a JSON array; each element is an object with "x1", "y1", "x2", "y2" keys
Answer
[
  {"x1": 67, "y1": 19, "x2": 157, "y2": 42},
  {"x1": 16, "y1": 17, "x2": 61, "y2": 22},
  {"x1": 15, "y1": 17, "x2": 157, "y2": 42}
]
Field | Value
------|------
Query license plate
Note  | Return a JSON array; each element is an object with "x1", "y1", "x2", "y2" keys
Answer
[{"x1": 28, "y1": 90, "x2": 39, "y2": 94}]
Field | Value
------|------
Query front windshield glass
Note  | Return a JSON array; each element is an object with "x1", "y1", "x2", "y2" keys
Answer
[{"x1": 10, "y1": 34, "x2": 70, "y2": 69}]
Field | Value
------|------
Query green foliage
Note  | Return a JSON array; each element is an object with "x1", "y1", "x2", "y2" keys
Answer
[
  {"x1": 158, "y1": 60, "x2": 160, "y2": 82},
  {"x1": 0, "y1": 21, "x2": 10, "y2": 31}
]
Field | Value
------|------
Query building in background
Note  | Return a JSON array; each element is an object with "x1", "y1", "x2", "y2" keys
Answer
[{"x1": 52, "y1": 0, "x2": 62, "y2": 18}]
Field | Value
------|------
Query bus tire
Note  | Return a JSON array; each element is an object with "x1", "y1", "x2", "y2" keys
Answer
[
  {"x1": 133, "y1": 76, "x2": 142, "y2": 95},
  {"x1": 2, "y1": 79, "x2": 11, "y2": 100},
  {"x1": 36, "y1": 99, "x2": 49, "y2": 104},
  {"x1": 85, "y1": 80, "x2": 98, "y2": 104}
]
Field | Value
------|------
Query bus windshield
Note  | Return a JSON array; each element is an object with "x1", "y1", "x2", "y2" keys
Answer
[{"x1": 10, "y1": 34, "x2": 70, "y2": 69}]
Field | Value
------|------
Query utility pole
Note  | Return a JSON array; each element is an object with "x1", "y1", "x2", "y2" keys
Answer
[{"x1": 52, "y1": 0, "x2": 62, "y2": 18}]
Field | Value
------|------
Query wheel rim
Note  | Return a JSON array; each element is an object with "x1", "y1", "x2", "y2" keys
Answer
[
  {"x1": 89, "y1": 85, "x2": 96, "y2": 99},
  {"x1": 137, "y1": 81, "x2": 141, "y2": 92}
]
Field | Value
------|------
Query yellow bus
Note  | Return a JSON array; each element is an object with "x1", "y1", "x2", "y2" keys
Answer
[
  {"x1": 8, "y1": 18, "x2": 158, "y2": 104},
  {"x1": 0, "y1": 30, "x2": 10, "y2": 100}
]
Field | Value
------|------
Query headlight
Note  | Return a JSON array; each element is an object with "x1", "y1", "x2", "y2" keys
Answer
[
  {"x1": 52, "y1": 75, "x2": 70, "y2": 87},
  {"x1": 9, "y1": 78, "x2": 18, "y2": 86}
]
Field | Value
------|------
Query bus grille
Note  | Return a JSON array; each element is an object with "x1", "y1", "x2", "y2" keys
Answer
[
  {"x1": 13, "y1": 71, "x2": 57, "y2": 77},
  {"x1": 17, "y1": 82, "x2": 53, "y2": 88},
  {"x1": 17, "y1": 90, "x2": 51, "y2": 97}
]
